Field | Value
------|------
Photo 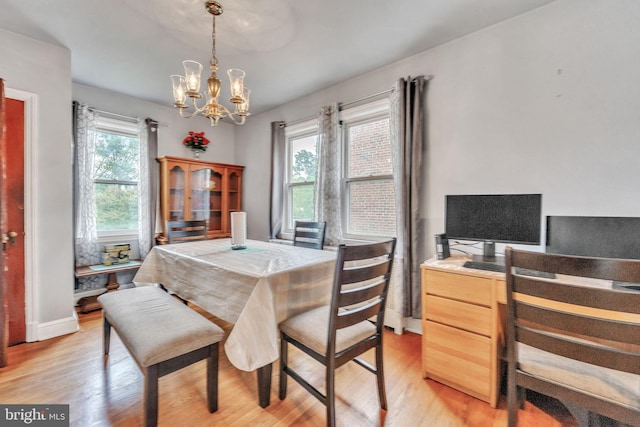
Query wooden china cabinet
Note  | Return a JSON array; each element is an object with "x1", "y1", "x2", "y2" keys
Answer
[{"x1": 157, "y1": 156, "x2": 244, "y2": 243}]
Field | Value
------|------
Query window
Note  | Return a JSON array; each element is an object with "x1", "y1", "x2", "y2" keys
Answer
[
  {"x1": 284, "y1": 120, "x2": 318, "y2": 233},
  {"x1": 341, "y1": 99, "x2": 396, "y2": 238},
  {"x1": 93, "y1": 116, "x2": 140, "y2": 236}
]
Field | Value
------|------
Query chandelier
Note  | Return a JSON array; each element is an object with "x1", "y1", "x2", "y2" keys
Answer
[{"x1": 170, "y1": 0, "x2": 250, "y2": 126}]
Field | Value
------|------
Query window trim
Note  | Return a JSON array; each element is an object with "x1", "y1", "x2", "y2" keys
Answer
[
  {"x1": 282, "y1": 119, "x2": 319, "y2": 238},
  {"x1": 340, "y1": 98, "x2": 395, "y2": 240},
  {"x1": 93, "y1": 116, "x2": 141, "y2": 238}
]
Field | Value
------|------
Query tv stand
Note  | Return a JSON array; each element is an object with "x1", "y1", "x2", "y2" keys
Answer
[{"x1": 421, "y1": 256, "x2": 505, "y2": 407}]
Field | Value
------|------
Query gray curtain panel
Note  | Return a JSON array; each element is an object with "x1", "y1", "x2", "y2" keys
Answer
[
  {"x1": 145, "y1": 118, "x2": 159, "y2": 255},
  {"x1": 391, "y1": 76, "x2": 427, "y2": 318},
  {"x1": 270, "y1": 121, "x2": 285, "y2": 239}
]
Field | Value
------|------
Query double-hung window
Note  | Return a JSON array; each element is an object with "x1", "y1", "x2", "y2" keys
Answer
[
  {"x1": 283, "y1": 120, "x2": 319, "y2": 234},
  {"x1": 93, "y1": 116, "x2": 140, "y2": 238},
  {"x1": 341, "y1": 99, "x2": 396, "y2": 239}
]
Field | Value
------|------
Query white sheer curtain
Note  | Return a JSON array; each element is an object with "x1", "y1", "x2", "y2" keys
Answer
[
  {"x1": 74, "y1": 103, "x2": 101, "y2": 274},
  {"x1": 390, "y1": 76, "x2": 427, "y2": 318},
  {"x1": 74, "y1": 104, "x2": 154, "y2": 291},
  {"x1": 314, "y1": 103, "x2": 342, "y2": 246}
]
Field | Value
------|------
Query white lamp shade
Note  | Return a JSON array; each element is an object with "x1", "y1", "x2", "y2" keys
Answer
[
  {"x1": 237, "y1": 88, "x2": 251, "y2": 114},
  {"x1": 183, "y1": 60, "x2": 203, "y2": 93},
  {"x1": 170, "y1": 75, "x2": 187, "y2": 104},
  {"x1": 227, "y1": 68, "x2": 245, "y2": 98}
]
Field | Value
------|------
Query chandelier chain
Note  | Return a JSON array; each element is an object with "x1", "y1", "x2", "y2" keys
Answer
[{"x1": 211, "y1": 14, "x2": 217, "y2": 66}]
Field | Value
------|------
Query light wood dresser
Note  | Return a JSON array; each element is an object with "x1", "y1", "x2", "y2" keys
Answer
[{"x1": 421, "y1": 256, "x2": 506, "y2": 408}]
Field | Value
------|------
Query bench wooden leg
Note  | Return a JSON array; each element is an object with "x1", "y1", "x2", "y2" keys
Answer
[
  {"x1": 145, "y1": 364, "x2": 159, "y2": 427},
  {"x1": 103, "y1": 314, "x2": 111, "y2": 356},
  {"x1": 207, "y1": 343, "x2": 219, "y2": 413}
]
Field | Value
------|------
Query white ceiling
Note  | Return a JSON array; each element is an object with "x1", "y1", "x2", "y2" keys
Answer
[{"x1": 0, "y1": 0, "x2": 555, "y2": 116}]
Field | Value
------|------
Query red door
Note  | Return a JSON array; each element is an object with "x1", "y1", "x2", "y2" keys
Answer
[
  {"x1": 5, "y1": 97, "x2": 25, "y2": 346},
  {"x1": 0, "y1": 79, "x2": 26, "y2": 369},
  {"x1": 0, "y1": 79, "x2": 7, "y2": 366}
]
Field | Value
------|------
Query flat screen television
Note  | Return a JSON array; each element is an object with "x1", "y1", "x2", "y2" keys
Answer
[
  {"x1": 445, "y1": 193, "x2": 542, "y2": 266},
  {"x1": 546, "y1": 216, "x2": 640, "y2": 260}
]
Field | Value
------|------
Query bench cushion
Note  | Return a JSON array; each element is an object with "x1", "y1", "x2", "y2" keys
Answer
[{"x1": 98, "y1": 286, "x2": 225, "y2": 367}]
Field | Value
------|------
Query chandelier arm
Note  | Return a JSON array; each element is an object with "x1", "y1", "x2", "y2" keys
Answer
[
  {"x1": 214, "y1": 104, "x2": 246, "y2": 124},
  {"x1": 177, "y1": 97, "x2": 209, "y2": 119}
]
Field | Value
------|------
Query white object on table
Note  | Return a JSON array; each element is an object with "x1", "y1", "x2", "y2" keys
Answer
[{"x1": 230, "y1": 211, "x2": 247, "y2": 249}]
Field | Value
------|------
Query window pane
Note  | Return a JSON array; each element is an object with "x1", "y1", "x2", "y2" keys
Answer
[
  {"x1": 347, "y1": 117, "x2": 392, "y2": 178},
  {"x1": 95, "y1": 183, "x2": 139, "y2": 231},
  {"x1": 291, "y1": 184, "x2": 315, "y2": 222},
  {"x1": 94, "y1": 131, "x2": 139, "y2": 181},
  {"x1": 291, "y1": 135, "x2": 317, "y2": 183},
  {"x1": 347, "y1": 180, "x2": 396, "y2": 236}
]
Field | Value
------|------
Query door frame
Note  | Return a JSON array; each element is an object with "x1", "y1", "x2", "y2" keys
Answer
[{"x1": 6, "y1": 87, "x2": 38, "y2": 342}]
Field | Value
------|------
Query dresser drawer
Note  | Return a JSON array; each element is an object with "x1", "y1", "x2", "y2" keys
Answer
[
  {"x1": 424, "y1": 320, "x2": 492, "y2": 400},
  {"x1": 425, "y1": 295, "x2": 492, "y2": 336},
  {"x1": 425, "y1": 270, "x2": 492, "y2": 306}
]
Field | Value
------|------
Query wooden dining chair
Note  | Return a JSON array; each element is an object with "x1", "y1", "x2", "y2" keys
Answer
[
  {"x1": 279, "y1": 238, "x2": 396, "y2": 427},
  {"x1": 166, "y1": 220, "x2": 207, "y2": 244},
  {"x1": 504, "y1": 247, "x2": 640, "y2": 427},
  {"x1": 293, "y1": 221, "x2": 326, "y2": 250}
]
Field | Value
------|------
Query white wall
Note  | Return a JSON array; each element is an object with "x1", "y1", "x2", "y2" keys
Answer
[
  {"x1": 0, "y1": 28, "x2": 76, "y2": 340},
  {"x1": 237, "y1": 0, "x2": 640, "y2": 263}
]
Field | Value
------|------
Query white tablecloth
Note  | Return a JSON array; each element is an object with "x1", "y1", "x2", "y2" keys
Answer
[{"x1": 133, "y1": 239, "x2": 336, "y2": 371}]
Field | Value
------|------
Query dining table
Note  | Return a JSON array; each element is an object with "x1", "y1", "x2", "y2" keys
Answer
[{"x1": 132, "y1": 238, "x2": 337, "y2": 407}]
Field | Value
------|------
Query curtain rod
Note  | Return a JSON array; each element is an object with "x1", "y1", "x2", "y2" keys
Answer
[
  {"x1": 88, "y1": 107, "x2": 169, "y2": 128},
  {"x1": 283, "y1": 89, "x2": 392, "y2": 127},
  {"x1": 88, "y1": 107, "x2": 139, "y2": 122},
  {"x1": 283, "y1": 75, "x2": 432, "y2": 127}
]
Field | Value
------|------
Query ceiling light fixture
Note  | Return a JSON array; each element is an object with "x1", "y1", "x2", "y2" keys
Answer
[{"x1": 170, "y1": 0, "x2": 250, "y2": 126}]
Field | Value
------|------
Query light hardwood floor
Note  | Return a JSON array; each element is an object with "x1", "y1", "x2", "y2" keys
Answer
[{"x1": 0, "y1": 307, "x2": 577, "y2": 426}]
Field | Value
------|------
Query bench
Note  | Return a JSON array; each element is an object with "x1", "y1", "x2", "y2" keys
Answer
[{"x1": 98, "y1": 286, "x2": 225, "y2": 427}]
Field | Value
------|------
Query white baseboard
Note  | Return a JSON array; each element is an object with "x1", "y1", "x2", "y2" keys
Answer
[
  {"x1": 384, "y1": 309, "x2": 406, "y2": 334},
  {"x1": 405, "y1": 317, "x2": 422, "y2": 335},
  {"x1": 383, "y1": 311, "x2": 422, "y2": 335},
  {"x1": 29, "y1": 312, "x2": 79, "y2": 342}
]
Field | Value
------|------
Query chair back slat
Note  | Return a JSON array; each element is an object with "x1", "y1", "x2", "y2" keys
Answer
[
  {"x1": 293, "y1": 221, "x2": 326, "y2": 250},
  {"x1": 335, "y1": 300, "x2": 382, "y2": 330},
  {"x1": 166, "y1": 220, "x2": 208, "y2": 244},
  {"x1": 339, "y1": 261, "x2": 390, "y2": 286},
  {"x1": 338, "y1": 280, "x2": 386, "y2": 307},
  {"x1": 515, "y1": 300, "x2": 640, "y2": 344},
  {"x1": 517, "y1": 326, "x2": 640, "y2": 374}
]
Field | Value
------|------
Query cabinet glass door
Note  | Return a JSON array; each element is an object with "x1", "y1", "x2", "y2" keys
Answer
[
  {"x1": 228, "y1": 170, "x2": 241, "y2": 214},
  {"x1": 168, "y1": 165, "x2": 186, "y2": 220},
  {"x1": 191, "y1": 166, "x2": 223, "y2": 234}
]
